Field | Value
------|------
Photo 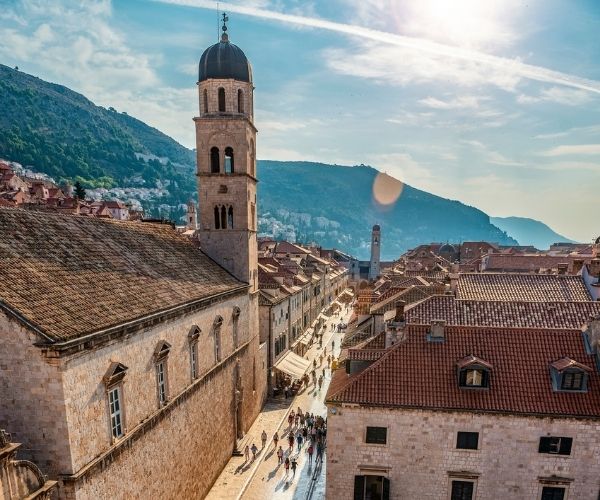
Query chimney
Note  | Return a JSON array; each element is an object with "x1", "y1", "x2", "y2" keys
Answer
[
  {"x1": 451, "y1": 262, "x2": 459, "y2": 273},
  {"x1": 449, "y1": 273, "x2": 459, "y2": 293},
  {"x1": 572, "y1": 259, "x2": 584, "y2": 275},
  {"x1": 585, "y1": 315, "x2": 600, "y2": 351},
  {"x1": 557, "y1": 263, "x2": 568, "y2": 275},
  {"x1": 394, "y1": 300, "x2": 405, "y2": 322},
  {"x1": 589, "y1": 258, "x2": 600, "y2": 278},
  {"x1": 429, "y1": 319, "x2": 446, "y2": 341}
]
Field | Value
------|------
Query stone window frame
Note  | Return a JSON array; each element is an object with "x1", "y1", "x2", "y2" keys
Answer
[
  {"x1": 446, "y1": 471, "x2": 479, "y2": 500},
  {"x1": 232, "y1": 307, "x2": 241, "y2": 348},
  {"x1": 365, "y1": 426, "x2": 388, "y2": 445},
  {"x1": 102, "y1": 362, "x2": 128, "y2": 443},
  {"x1": 536, "y1": 477, "x2": 572, "y2": 500},
  {"x1": 538, "y1": 436, "x2": 573, "y2": 456},
  {"x1": 213, "y1": 316, "x2": 223, "y2": 363},
  {"x1": 154, "y1": 341, "x2": 171, "y2": 407},
  {"x1": 218, "y1": 87, "x2": 226, "y2": 112},
  {"x1": 456, "y1": 431, "x2": 479, "y2": 451},
  {"x1": 237, "y1": 88, "x2": 244, "y2": 113},
  {"x1": 188, "y1": 326, "x2": 201, "y2": 381}
]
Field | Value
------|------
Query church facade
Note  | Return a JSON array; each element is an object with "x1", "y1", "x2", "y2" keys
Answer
[{"x1": 0, "y1": 19, "x2": 266, "y2": 499}]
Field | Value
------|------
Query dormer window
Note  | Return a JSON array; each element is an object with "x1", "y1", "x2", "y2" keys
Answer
[
  {"x1": 550, "y1": 358, "x2": 591, "y2": 393},
  {"x1": 457, "y1": 355, "x2": 492, "y2": 389}
]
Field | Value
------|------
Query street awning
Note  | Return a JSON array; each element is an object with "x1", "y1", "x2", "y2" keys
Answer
[
  {"x1": 298, "y1": 331, "x2": 313, "y2": 346},
  {"x1": 273, "y1": 351, "x2": 311, "y2": 379}
]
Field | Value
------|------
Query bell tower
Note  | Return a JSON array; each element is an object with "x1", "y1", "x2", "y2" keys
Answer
[
  {"x1": 194, "y1": 14, "x2": 258, "y2": 293},
  {"x1": 369, "y1": 224, "x2": 381, "y2": 280}
]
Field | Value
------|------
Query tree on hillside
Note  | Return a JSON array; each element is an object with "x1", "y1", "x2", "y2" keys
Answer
[{"x1": 74, "y1": 181, "x2": 86, "y2": 200}]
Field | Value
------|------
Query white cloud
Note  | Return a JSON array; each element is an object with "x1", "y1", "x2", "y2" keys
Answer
[
  {"x1": 539, "y1": 144, "x2": 600, "y2": 157},
  {"x1": 534, "y1": 124, "x2": 600, "y2": 140},
  {"x1": 461, "y1": 139, "x2": 524, "y2": 166},
  {"x1": 517, "y1": 86, "x2": 593, "y2": 106},
  {"x1": 418, "y1": 96, "x2": 483, "y2": 110}
]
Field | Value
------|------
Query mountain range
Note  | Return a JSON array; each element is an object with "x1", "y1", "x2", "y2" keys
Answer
[{"x1": 0, "y1": 64, "x2": 574, "y2": 260}]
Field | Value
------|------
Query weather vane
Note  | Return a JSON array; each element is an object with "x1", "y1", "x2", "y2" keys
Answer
[{"x1": 222, "y1": 12, "x2": 228, "y2": 32}]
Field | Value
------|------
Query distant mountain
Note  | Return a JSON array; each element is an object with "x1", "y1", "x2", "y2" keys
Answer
[
  {"x1": 258, "y1": 161, "x2": 517, "y2": 259},
  {"x1": 0, "y1": 64, "x2": 195, "y2": 209},
  {"x1": 0, "y1": 65, "x2": 519, "y2": 259},
  {"x1": 490, "y1": 216, "x2": 576, "y2": 250}
]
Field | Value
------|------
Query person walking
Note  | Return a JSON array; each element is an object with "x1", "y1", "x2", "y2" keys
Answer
[
  {"x1": 288, "y1": 433, "x2": 294, "y2": 451},
  {"x1": 307, "y1": 443, "x2": 314, "y2": 464},
  {"x1": 244, "y1": 444, "x2": 250, "y2": 463},
  {"x1": 318, "y1": 375, "x2": 323, "y2": 390},
  {"x1": 313, "y1": 359, "x2": 317, "y2": 370},
  {"x1": 251, "y1": 443, "x2": 258, "y2": 461},
  {"x1": 302, "y1": 426, "x2": 308, "y2": 441},
  {"x1": 294, "y1": 413, "x2": 300, "y2": 427},
  {"x1": 322, "y1": 367, "x2": 326, "y2": 379},
  {"x1": 288, "y1": 411, "x2": 294, "y2": 428},
  {"x1": 273, "y1": 431, "x2": 279, "y2": 450},
  {"x1": 284, "y1": 457, "x2": 290, "y2": 477},
  {"x1": 261, "y1": 430, "x2": 267, "y2": 449},
  {"x1": 316, "y1": 442, "x2": 323, "y2": 463},
  {"x1": 296, "y1": 430, "x2": 303, "y2": 450},
  {"x1": 291, "y1": 456, "x2": 297, "y2": 478},
  {"x1": 277, "y1": 446, "x2": 284, "y2": 464}
]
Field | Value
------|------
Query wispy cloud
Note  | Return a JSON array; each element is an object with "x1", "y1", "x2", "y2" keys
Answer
[
  {"x1": 517, "y1": 86, "x2": 593, "y2": 106},
  {"x1": 418, "y1": 96, "x2": 483, "y2": 110},
  {"x1": 156, "y1": 0, "x2": 600, "y2": 94},
  {"x1": 539, "y1": 144, "x2": 600, "y2": 157},
  {"x1": 461, "y1": 140, "x2": 524, "y2": 166},
  {"x1": 534, "y1": 124, "x2": 600, "y2": 140}
]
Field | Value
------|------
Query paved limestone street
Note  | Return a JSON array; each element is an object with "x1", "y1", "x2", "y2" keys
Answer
[{"x1": 205, "y1": 303, "x2": 353, "y2": 500}]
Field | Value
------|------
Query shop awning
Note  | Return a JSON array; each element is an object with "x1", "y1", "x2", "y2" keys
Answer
[
  {"x1": 273, "y1": 351, "x2": 311, "y2": 379},
  {"x1": 298, "y1": 331, "x2": 313, "y2": 346}
]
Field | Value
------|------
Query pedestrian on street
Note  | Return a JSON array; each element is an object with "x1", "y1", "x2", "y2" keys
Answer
[
  {"x1": 261, "y1": 430, "x2": 267, "y2": 449},
  {"x1": 288, "y1": 411, "x2": 294, "y2": 428},
  {"x1": 324, "y1": 346, "x2": 327, "y2": 356},
  {"x1": 302, "y1": 426, "x2": 308, "y2": 440},
  {"x1": 313, "y1": 359, "x2": 317, "y2": 369},
  {"x1": 284, "y1": 457, "x2": 290, "y2": 476},
  {"x1": 277, "y1": 446, "x2": 284, "y2": 464},
  {"x1": 322, "y1": 367, "x2": 326, "y2": 379},
  {"x1": 318, "y1": 375, "x2": 323, "y2": 390},
  {"x1": 332, "y1": 340, "x2": 335, "y2": 350},
  {"x1": 307, "y1": 444, "x2": 314, "y2": 464},
  {"x1": 251, "y1": 443, "x2": 258, "y2": 461},
  {"x1": 273, "y1": 431, "x2": 279, "y2": 449},
  {"x1": 284, "y1": 386, "x2": 289, "y2": 399},
  {"x1": 297, "y1": 406, "x2": 302, "y2": 416},
  {"x1": 316, "y1": 442, "x2": 323, "y2": 463},
  {"x1": 244, "y1": 444, "x2": 250, "y2": 462},
  {"x1": 291, "y1": 457, "x2": 297, "y2": 478},
  {"x1": 319, "y1": 353, "x2": 324, "y2": 366},
  {"x1": 297, "y1": 431, "x2": 303, "y2": 449},
  {"x1": 294, "y1": 413, "x2": 300, "y2": 427},
  {"x1": 288, "y1": 433, "x2": 294, "y2": 450}
]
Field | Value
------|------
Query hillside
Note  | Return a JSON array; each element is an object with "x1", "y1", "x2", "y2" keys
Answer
[
  {"x1": 258, "y1": 161, "x2": 516, "y2": 259},
  {"x1": 0, "y1": 65, "x2": 518, "y2": 259},
  {"x1": 0, "y1": 64, "x2": 195, "y2": 207},
  {"x1": 490, "y1": 216, "x2": 575, "y2": 250}
]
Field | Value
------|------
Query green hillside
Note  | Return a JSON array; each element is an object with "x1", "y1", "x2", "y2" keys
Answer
[{"x1": 0, "y1": 64, "x2": 195, "y2": 202}]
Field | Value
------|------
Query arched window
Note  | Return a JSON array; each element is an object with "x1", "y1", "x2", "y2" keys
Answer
[
  {"x1": 228, "y1": 206, "x2": 234, "y2": 229},
  {"x1": 221, "y1": 205, "x2": 227, "y2": 229},
  {"x1": 213, "y1": 316, "x2": 223, "y2": 363},
  {"x1": 250, "y1": 139, "x2": 255, "y2": 177},
  {"x1": 214, "y1": 206, "x2": 220, "y2": 229},
  {"x1": 218, "y1": 87, "x2": 226, "y2": 112},
  {"x1": 224, "y1": 147, "x2": 234, "y2": 173},
  {"x1": 237, "y1": 89, "x2": 244, "y2": 113},
  {"x1": 232, "y1": 307, "x2": 241, "y2": 347},
  {"x1": 210, "y1": 147, "x2": 220, "y2": 173},
  {"x1": 203, "y1": 89, "x2": 208, "y2": 113}
]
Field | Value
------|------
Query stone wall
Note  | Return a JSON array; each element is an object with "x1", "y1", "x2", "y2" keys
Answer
[
  {"x1": 326, "y1": 405, "x2": 600, "y2": 500},
  {"x1": 0, "y1": 314, "x2": 71, "y2": 476}
]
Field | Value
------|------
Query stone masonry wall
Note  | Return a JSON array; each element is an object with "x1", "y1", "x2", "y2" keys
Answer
[
  {"x1": 326, "y1": 405, "x2": 600, "y2": 500},
  {"x1": 0, "y1": 313, "x2": 71, "y2": 476}
]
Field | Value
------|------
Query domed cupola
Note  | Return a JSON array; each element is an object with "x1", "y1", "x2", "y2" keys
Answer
[{"x1": 198, "y1": 13, "x2": 252, "y2": 83}]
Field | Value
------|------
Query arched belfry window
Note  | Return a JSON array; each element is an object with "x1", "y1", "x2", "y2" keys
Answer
[
  {"x1": 228, "y1": 206, "x2": 234, "y2": 229},
  {"x1": 225, "y1": 147, "x2": 234, "y2": 174},
  {"x1": 203, "y1": 89, "x2": 208, "y2": 113},
  {"x1": 237, "y1": 89, "x2": 244, "y2": 113},
  {"x1": 214, "y1": 206, "x2": 220, "y2": 229},
  {"x1": 221, "y1": 205, "x2": 227, "y2": 229},
  {"x1": 218, "y1": 87, "x2": 226, "y2": 112},
  {"x1": 210, "y1": 147, "x2": 220, "y2": 173}
]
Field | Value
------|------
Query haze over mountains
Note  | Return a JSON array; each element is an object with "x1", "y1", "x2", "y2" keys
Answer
[{"x1": 0, "y1": 64, "x2": 575, "y2": 260}]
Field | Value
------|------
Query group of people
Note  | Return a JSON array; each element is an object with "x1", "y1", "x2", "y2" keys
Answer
[{"x1": 272, "y1": 407, "x2": 327, "y2": 481}]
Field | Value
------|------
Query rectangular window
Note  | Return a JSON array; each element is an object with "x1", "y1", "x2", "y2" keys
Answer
[
  {"x1": 157, "y1": 361, "x2": 167, "y2": 406},
  {"x1": 365, "y1": 426, "x2": 387, "y2": 444},
  {"x1": 451, "y1": 481, "x2": 474, "y2": 500},
  {"x1": 457, "y1": 432, "x2": 479, "y2": 450},
  {"x1": 561, "y1": 371, "x2": 584, "y2": 390},
  {"x1": 541, "y1": 486, "x2": 565, "y2": 500},
  {"x1": 538, "y1": 436, "x2": 572, "y2": 455},
  {"x1": 108, "y1": 386, "x2": 123, "y2": 439},
  {"x1": 190, "y1": 342, "x2": 198, "y2": 380}
]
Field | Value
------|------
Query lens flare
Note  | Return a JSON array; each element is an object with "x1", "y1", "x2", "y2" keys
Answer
[{"x1": 372, "y1": 172, "x2": 403, "y2": 206}]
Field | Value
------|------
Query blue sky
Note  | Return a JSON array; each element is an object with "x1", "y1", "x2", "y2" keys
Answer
[{"x1": 1, "y1": 0, "x2": 599, "y2": 242}]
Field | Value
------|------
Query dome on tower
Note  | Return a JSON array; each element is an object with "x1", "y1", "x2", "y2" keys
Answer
[
  {"x1": 372, "y1": 224, "x2": 381, "y2": 232},
  {"x1": 198, "y1": 33, "x2": 252, "y2": 83},
  {"x1": 439, "y1": 243, "x2": 457, "y2": 254}
]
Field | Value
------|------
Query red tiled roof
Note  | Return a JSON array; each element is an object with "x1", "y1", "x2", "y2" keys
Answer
[
  {"x1": 327, "y1": 325, "x2": 600, "y2": 417},
  {"x1": 483, "y1": 254, "x2": 586, "y2": 272},
  {"x1": 404, "y1": 295, "x2": 600, "y2": 329},
  {"x1": 457, "y1": 273, "x2": 591, "y2": 302},
  {"x1": 274, "y1": 241, "x2": 311, "y2": 255}
]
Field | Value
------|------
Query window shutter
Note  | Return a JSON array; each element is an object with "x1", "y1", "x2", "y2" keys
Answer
[
  {"x1": 383, "y1": 478, "x2": 390, "y2": 500},
  {"x1": 353, "y1": 476, "x2": 365, "y2": 500},
  {"x1": 539, "y1": 437, "x2": 552, "y2": 453},
  {"x1": 560, "y1": 437, "x2": 573, "y2": 455}
]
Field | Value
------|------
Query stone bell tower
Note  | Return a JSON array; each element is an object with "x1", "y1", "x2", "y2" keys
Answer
[
  {"x1": 194, "y1": 14, "x2": 258, "y2": 293},
  {"x1": 369, "y1": 224, "x2": 381, "y2": 280}
]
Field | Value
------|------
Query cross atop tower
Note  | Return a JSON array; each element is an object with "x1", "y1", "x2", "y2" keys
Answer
[{"x1": 221, "y1": 12, "x2": 229, "y2": 42}]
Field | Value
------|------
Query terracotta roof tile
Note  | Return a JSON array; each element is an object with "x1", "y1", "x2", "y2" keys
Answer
[
  {"x1": 0, "y1": 208, "x2": 243, "y2": 342},
  {"x1": 327, "y1": 325, "x2": 600, "y2": 417},
  {"x1": 405, "y1": 295, "x2": 600, "y2": 329},
  {"x1": 457, "y1": 273, "x2": 591, "y2": 302}
]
